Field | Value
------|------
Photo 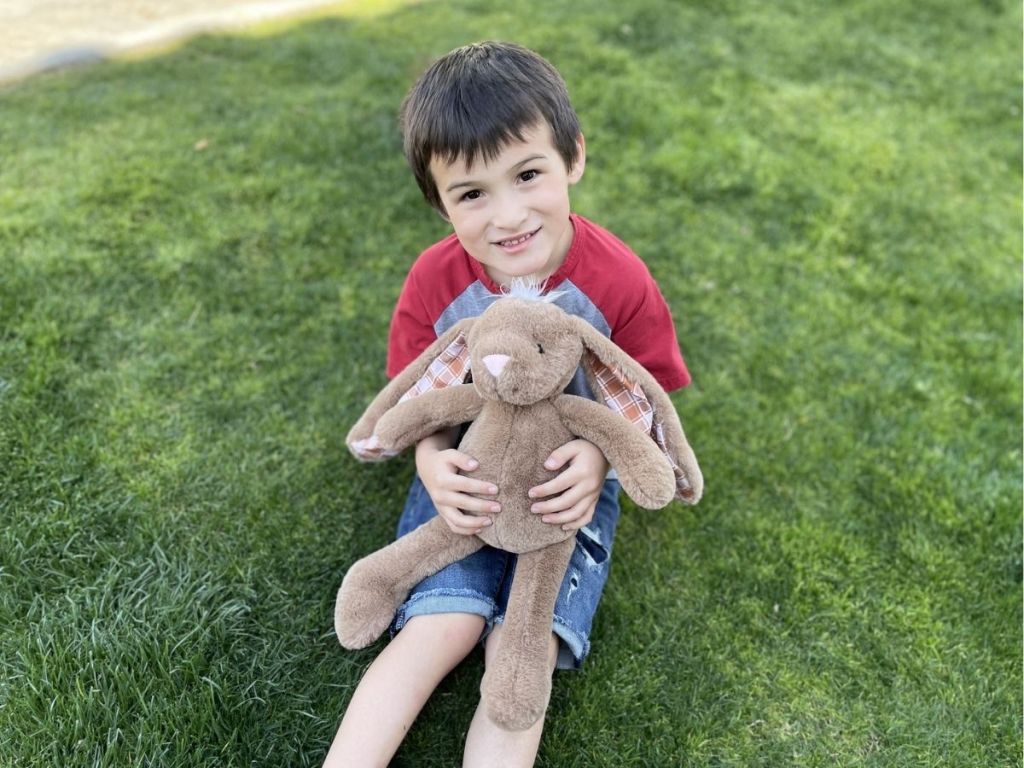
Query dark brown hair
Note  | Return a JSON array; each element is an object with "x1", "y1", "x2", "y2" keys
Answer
[{"x1": 400, "y1": 41, "x2": 582, "y2": 213}]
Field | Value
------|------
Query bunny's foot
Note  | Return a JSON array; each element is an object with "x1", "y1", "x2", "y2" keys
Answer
[
  {"x1": 481, "y1": 650, "x2": 553, "y2": 731},
  {"x1": 334, "y1": 517, "x2": 488, "y2": 649},
  {"x1": 334, "y1": 557, "x2": 404, "y2": 649}
]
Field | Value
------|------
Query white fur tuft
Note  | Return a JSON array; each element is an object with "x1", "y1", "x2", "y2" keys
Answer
[{"x1": 496, "y1": 277, "x2": 565, "y2": 304}]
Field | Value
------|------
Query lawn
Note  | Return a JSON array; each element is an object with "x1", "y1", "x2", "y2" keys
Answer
[{"x1": 0, "y1": 0, "x2": 1020, "y2": 765}]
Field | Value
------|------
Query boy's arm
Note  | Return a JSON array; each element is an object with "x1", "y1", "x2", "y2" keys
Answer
[
  {"x1": 610, "y1": 275, "x2": 690, "y2": 393},
  {"x1": 415, "y1": 426, "x2": 501, "y2": 536},
  {"x1": 387, "y1": 263, "x2": 438, "y2": 378},
  {"x1": 526, "y1": 438, "x2": 609, "y2": 532}
]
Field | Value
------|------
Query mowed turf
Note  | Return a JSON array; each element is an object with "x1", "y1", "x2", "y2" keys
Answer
[{"x1": 0, "y1": 0, "x2": 1020, "y2": 765}]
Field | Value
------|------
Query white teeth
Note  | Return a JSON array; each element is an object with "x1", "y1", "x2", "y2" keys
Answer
[{"x1": 500, "y1": 232, "x2": 533, "y2": 247}]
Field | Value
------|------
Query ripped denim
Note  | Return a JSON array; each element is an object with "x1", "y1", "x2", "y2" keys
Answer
[{"x1": 391, "y1": 475, "x2": 622, "y2": 669}]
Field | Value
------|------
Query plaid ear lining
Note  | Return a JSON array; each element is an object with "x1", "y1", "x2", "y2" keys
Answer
[
  {"x1": 589, "y1": 353, "x2": 693, "y2": 502},
  {"x1": 396, "y1": 333, "x2": 472, "y2": 404}
]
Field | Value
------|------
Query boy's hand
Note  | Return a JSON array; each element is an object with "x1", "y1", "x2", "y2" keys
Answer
[
  {"x1": 416, "y1": 432, "x2": 500, "y2": 536},
  {"x1": 528, "y1": 439, "x2": 609, "y2": 531}
]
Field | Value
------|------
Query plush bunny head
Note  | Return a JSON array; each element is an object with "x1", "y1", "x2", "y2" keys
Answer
[{"x1": 468, "y1": 296, "x2": 583, "y2": 406}]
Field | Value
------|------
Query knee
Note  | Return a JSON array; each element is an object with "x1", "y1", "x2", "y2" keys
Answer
[
  {"x1": 442, "y1": 614, "x2": 488, "y2": 653},
  {"x1": 405, "y1": 612, "x2": 486, "y2": 657}
]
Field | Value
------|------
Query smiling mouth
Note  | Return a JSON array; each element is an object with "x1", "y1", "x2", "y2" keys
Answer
[{"x1": 495, "y1": 228, "x2": 540, "y2": 248}]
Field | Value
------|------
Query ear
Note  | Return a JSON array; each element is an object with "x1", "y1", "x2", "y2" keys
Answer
[
  {"x1": 347, "y1": 319, "x2": 475, "y2": 460},
  {"x1": 573, "y1": 318, "x2": 702, "y2": 504},
  {"x1": 567, "y1": 133, "x2": 586, "y2": 185}
]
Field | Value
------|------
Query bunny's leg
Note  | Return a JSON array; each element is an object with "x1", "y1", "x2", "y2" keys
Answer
[
  {"x1": 480, "y1": 536, "x2": 576, "y2": 731},
  {"x1": 335, "y1": 517, "x2": 485, "y2": 648}
]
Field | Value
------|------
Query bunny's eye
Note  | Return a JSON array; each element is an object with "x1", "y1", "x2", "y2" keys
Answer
[{"x1": 536, "y1": 343, "x2": 545, "y2": 354}]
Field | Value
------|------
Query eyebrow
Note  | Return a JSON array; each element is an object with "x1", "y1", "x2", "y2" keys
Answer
[{"x1": 443, "y1": 153, "x2": 548, "y2": 193}]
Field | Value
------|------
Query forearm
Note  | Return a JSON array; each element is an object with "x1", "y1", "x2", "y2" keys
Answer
[{"x1": 415, "y1": 427, "x2": 460, "y2": 475}]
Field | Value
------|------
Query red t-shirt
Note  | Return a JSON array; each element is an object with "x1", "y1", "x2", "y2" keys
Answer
[{"x1": 387, "y1": 214, "x2": 691, "y2": 392}]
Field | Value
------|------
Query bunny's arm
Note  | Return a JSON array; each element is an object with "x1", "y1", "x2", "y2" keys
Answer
[
  {"x1": 553, "y1": 394, "x2": 675, "y2": 509},
  {"x1": 374, "y1": 384, "x2": 485, "y2": 454}
]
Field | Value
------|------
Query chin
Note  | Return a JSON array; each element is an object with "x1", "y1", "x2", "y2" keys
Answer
[{"x1": 506, "y1": 266, "x2": 548, "y2": 283}]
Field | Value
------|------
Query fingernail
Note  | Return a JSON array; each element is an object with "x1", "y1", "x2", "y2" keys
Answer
[
  {"x1": 481, "y1": 518, "x2": 492, "y2": 526},
  {"x1": 468, "y1": 460, "x2": 478, "y2": 469},
  {"x1": 544, "y1": 461, "x2": 556, "y2": 469},
  {"x1": 528, "y1": 490, "x2": 537, "y2": 498},
  {"x1": 531, "y1": 505, "x2": 540, "y2": 513},
  {"x1": 488, "y1": 485, "x2": 498, "y2": 495},
  {"x1": 491, "y1": 504, "x2": 501, "y2": 513}
]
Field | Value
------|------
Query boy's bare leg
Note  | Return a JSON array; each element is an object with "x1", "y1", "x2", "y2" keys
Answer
[
  {"x1": 462, "y1": 626, "x2": 560, "y2": 768},
  {"x1": 322, "y1": 612, "x2": 486, "y2": 768}
]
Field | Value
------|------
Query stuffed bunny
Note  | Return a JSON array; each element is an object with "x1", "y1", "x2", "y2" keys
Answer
[{"x1": 337, "y1": 284, "x2": 702, "y2": 731}]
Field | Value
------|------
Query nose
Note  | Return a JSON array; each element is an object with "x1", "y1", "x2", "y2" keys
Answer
[
  {"x1": 492, "y1": 192, "x2": 528, "y2": 231},
  {"x1": 482, "y1": 354, "x2": 511, "y2": 377}
]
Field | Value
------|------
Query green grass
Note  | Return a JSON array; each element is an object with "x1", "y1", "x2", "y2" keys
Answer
[{"x1": 1, "y1": 0, "x2": 1020, "y2": 765}]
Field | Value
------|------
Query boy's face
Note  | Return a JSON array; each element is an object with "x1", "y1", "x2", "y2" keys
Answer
[{"x1": 430, "y1": 122, "x2": 585, "y2": 286}]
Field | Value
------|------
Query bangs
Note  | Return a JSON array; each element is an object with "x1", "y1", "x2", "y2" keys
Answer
[{"x1": 428, "y1": 92, "x2": 544, "y2": 171}]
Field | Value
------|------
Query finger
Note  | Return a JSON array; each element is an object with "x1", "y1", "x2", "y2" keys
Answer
[
  {"x1": 451, "y1": 474, "x2": 499, "y2": 498},
  {"x1": 444, "y1": 450, "x2": 481, "y2": 473},
  {"x1": 560, "y1": 506, "x2": 597, "y2": 531},
  {"x1": 439, "y1": 505, "x2": 492, "y2": 535},
  {"x1": 542, "y1": 499, "x2": 596, "y2": 530},
  {"x1": 530, "y1": 484, "x2": 588, "y2": 516},
  {"x1": 440, "y1": 451, "x2": 498, "y2": 496},
  {"x1": 542, "y1": 442, "x2": 581, "y2": 473},
  {"x1": 445, "y1": 502, "x2": 495, "y2": 526},
  {"x1": 439, "y1": 491, "x2": 501, "y2": 516},
  {"x1": 528, "y1": 467, "x2": 581, "y2": 501},
  {"x1": 540, "y1": 496, "x2": 593, "y2": 525}
]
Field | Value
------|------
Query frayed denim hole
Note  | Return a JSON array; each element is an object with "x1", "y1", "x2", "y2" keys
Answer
[{"x1": 576, "y1": 525, "x2": 609, "y2": 566}]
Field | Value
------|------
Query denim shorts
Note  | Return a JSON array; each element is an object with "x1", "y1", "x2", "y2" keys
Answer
[{"x1": 390, "y1": 475, "x2": 622, "y2": 670}]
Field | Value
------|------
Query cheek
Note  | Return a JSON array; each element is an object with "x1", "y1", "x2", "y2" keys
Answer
[
  {"x1": 532, "y1": 181, "x2": 572, "y2": 212},
  {"x1": 453, "y1": 216, "x2": 499, "y2": 263},
  {"x1": 448, "y1": 208, "x2": 487, "y2": 241}
]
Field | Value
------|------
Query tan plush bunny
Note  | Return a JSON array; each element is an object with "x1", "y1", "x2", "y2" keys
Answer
[{"x1": 337, "y1": 284, "x2": 702, "y2": 731}]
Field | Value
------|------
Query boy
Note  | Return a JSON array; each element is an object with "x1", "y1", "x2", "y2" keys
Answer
[{"x1": 323, "y1": 41, "x2": 690, "y2": 767}]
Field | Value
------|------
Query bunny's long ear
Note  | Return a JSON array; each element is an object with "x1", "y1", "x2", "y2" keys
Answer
[
  {"x1": 574, "y1": 319, "x2": 703, "y2": 504},
  {"x1": 347, "y1": 319, "x2": 475, "y2": 461}
]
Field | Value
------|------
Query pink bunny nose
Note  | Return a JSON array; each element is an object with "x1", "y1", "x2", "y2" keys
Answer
[{"x1": 482, "y1": 354, "x2": 511, "y2": 377}]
